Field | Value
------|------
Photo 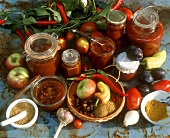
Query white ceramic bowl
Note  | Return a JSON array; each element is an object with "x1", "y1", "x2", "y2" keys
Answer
[
  {"x1": 6, "y1": 98, "x2": 38, "y2": 129},
  {"x1": 141, "y1": 90, "x2": 170, "y2": 126}
]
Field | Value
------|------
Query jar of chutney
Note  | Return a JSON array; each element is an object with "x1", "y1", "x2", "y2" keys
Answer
[
  {"x1": 106, "y1": 10, "x2": 127, "y2": 54},
  {"x1": 61, "y1": 49, "x2": 81, "y2": 78},
  {"x1": 126, "y1": 6, "x2": 164, "y2": 57},
  {"x1": 23, "y1": 33, "x2": 60, "y2": 76}
]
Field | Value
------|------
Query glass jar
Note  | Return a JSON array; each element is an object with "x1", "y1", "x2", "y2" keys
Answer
[
  {"x1": 126, "y1": 6, "x2": 164, "y2": 57},
  {"x1": 90, "y1": 37, "x2": 116, "y2": 69},
  {"x1": 61, "y1": 49, "x2": 81, "y2": 78},
  {"x1": 106, "y1": 10, "x2": 126, "y2": 41},
  {"x1": 23, "y1": 33, "x2": 60, "y2": 76}
]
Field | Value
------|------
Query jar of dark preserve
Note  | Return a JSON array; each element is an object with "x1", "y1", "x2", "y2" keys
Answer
[
  {"x1": 23, "y1": 33, "x2": 60, "y2": 76},
  {"x1": 126, "y1": 6, "x2": 164, "y2": 57},
  {"x1": 61, "y1": 49, "x2": 81, "y2": 78},
  {"x1": 106, "y1": 10, "x2": 126, "y2": 54}
]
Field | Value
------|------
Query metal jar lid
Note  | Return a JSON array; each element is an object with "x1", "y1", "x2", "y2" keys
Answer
[
  {"x1": 106, "y1": 10, "x2": 127, "y2": 25},
  {"x1": 61, "y1": 49, "x2": 80, "y2": 66}
]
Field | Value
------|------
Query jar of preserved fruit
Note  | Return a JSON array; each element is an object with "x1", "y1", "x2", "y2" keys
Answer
[
  {"x1": 126, "y1": 6, "x2": 164, "y2": 57},
  {"x1": 61, "y1": 49, "x2": 81, "y2": 78},
  {"x1": 23, "y1": 33, "x2": 60, "y2": 76},
  {"x1": 90, "y1": 37, "x2": 116, "y2": 69},
  {"x1": 106, "y1": 10, "x2": 126, "y2": 54}
]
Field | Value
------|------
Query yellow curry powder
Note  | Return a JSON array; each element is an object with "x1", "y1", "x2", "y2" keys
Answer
[{"x1": 145, "y1": 99, "x2": 168, "y2": 121}]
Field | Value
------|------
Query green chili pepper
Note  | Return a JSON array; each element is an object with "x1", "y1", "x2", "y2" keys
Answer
[{"x1": 141, "y1": 50, "x2": 166, "y2": 70}]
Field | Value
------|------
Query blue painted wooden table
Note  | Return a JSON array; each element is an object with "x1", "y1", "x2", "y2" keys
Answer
[{"x1": 0, "y1": 0, "x2": 170, "y2": 137}]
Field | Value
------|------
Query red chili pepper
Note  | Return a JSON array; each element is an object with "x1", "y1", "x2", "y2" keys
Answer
[
  {"x1": 152, "y1": 80, "x2": 170, "y2": 92},
  {"x1": 36, "y1": 20, "x2": 58, "y2": 25},
  {"x1": 67, "y1": 77, "x2": 86, "y2": 81},
  {"x1": 0, "y1": 19, "x2": 5, "y2": 25},
  {"x1": 24, "y1": 26, "x2": 32, "y2": 37},
  {"x1": 111, "y1": 0, "x2": 124, "y2": 10},
  {"x1": 14, "y1": 29, "x2": 26, "y2": 48},
  {"x1": 56, "y1": 1, "x2": 68, "y2": 24},
  {"x1": 90, "y1": 73, "x2": 127, "y2": 97}
]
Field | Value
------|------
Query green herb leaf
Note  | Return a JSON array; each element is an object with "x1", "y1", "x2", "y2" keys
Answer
[
  {"x1": 34, "y1": 7, "x2": 50, "y2": 16},
  {"x1": 22, "y1": 16, "x2": 37, "y2": 25}
]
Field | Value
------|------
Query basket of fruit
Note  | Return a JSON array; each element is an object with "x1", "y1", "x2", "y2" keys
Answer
[{"x1": 67, "y1": 72, "x2": 126, "y2": 122}]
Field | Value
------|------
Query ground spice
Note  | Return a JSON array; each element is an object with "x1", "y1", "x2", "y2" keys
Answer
[
  {"x1": 145, "y1": 99, "x2": 168, "y2": 121},
  {"x1": 10, "y1": 102, "x2": 35, "y2": 125}
]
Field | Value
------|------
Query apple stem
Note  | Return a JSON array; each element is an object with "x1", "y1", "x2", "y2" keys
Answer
[{"x1": 95, "y1": 98, "x2": 100, "y2": 106}]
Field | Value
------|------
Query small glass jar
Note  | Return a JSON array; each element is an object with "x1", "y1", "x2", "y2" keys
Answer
[
  {"x1": 90, "y1": 37, "x2": 116, "y2": 69},
  {"x1": 23, "y1": 33, "x2": 60, "y2": 77},
  {"x1": 106, "y1": 10, "x2": 127, "y2": 41},
  {"x1": 126, "y1": 6, "x2": 164, "y2": 57},
  {"x1": 61, "y1": 49, "x2": 81, "y2": 78}
]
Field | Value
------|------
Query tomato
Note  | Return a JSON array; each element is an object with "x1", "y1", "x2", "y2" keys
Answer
[
  {"x1": 80, "y1": 22, "x2": 97, "y2": 33},
  {"x1": 73, "y1": 118, "x2": 83, "y2": 129},
  {"x1": 58, "y1": 37, "x2": 67, "y2": 52},
  {"x1": 76, "y1": 36, "x2": 89, "y2": 54},
  {"x1": 65, "y1": 31, "x2": 76, "y2": 41},
  {"x1": 126, "y1": 88, "x2": 142, "y2": 110},
  {"x1": 119, "y1": 7, "x2": 134, "y2": 22},
  {"x1": 82, "y1": 63, "x2": 89, "y2": 72},
  {"x1": 152, "y1": 80, "x2": 170, "y2": 92},
  {"x1": 90, "y1": 31, "x2": 104, "y2": 39}
]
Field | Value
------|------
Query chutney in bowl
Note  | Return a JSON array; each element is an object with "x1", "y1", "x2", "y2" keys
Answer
[{"x1": 31, "y1": 76, "x2": 67, "y2": 111}]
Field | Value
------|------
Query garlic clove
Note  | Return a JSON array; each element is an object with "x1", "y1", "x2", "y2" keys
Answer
[{"x1": 123, "y1": 110, "x2": 139, "y2": 127}]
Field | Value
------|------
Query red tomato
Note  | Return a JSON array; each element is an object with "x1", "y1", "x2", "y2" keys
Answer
[
  {"x1": 65, "y1": 31, "x2": 76, "y2": 41},
  {"x1": 119, "y1": 7, "x2": 134, "y2": 22},
  {"x1": 73, "y1": 118, "x2": 83, "y2": 129},
  {"x1": 90, "y1": 31, "x2": 104, "y2": 39},
  {"x1": 126, "y1": 88, "x2": 142, "y2": 110},
  {"x1": 82, "y1": 63, "x2": 89, "y2": 72},
  {"x1": 58, "y1": 37, "x2": 67, "y2": 52},
  {"x1": 152, "y1": 80, "x2": 170, "y2": 92},
  {"x1": 76, "y1": 37, "x2": 89, "y2": 54},
  {"x1": 80, "y1": 22, "x2": 97, "y2": 33}
]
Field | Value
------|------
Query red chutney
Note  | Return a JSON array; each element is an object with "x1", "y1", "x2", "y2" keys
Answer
[
  {"x1": 24, "y1": 33, "x2": 60, "y2": 76},
  {"x1": 126, "y1": 7, "x2": 164, "y2": 57},
  {"x1": 34, "y1": 81, "x2": 65, "y2": 105},
  {"x1": 61, "y1": 49, "x2": 81, "y2": 78},
  {"x1": 90, "y1": 37, "x2": 116, "y2": 69}
]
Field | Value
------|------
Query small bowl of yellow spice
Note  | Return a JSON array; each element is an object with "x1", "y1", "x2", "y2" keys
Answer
[
  {"x1": 6, "y1": 98, "x2": 38, "y2": 129},
  {"x1": 141, "y1": 90, "x2": 170, "y2": 126}
]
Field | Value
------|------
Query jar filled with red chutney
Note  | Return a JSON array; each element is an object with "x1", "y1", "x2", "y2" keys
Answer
[
  {"x1": 23, "y1": 33, "x2": 60, "y2": 76},
  {"x1": 61, "y1": 49, "x2": 81, "y2": 78},
  {"x1": 106, "y1": 10, "x2": 126, "y2": 54},
  {"x1": 126, "y1": 6, "x2": 164, "y2": 57}
]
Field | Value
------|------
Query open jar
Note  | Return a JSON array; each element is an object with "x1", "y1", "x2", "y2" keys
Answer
[{"x1": 23, "y1": 33, "x2": 60, "y2": 76}]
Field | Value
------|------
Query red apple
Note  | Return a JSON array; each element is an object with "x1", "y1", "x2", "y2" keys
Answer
[
  {"x1": 5, "y1": 53, "x2": 24, "y2": 70},
  {"x1": 7, "y1": 67, "x2": 29, "y2": 89},
  {"x1": 76, "y1": 37, "x2": 89, "y2": 54},
  {"x1": 76, "y1": 79, "x2": 96, "y2": 99}
]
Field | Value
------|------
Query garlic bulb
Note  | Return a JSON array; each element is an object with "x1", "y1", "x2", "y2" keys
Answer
[{"x1": 123, "y1": 110, "x2": 139, "y2": 127}]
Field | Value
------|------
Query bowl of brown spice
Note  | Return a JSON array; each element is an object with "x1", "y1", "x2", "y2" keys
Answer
[
  {"x1": 141, "y1": 90, "x2": 170, "y2": 126},
  {"x1": 6, "y1": 98, "x2": 38, "y2": 129}
]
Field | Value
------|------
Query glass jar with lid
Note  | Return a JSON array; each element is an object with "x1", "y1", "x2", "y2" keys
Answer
[
  {"x1": 106, "y1": 10, "x2": 127, "y2": 54},
  {"x1": 126, "y1": 6, "x2": 164, "y2": 57},
  {"x1": 23, "y1": 33, "x2": 60, "y2": 76},
  {"x1": 61, "y1": 49, "x2": 81, "y2": 78}
]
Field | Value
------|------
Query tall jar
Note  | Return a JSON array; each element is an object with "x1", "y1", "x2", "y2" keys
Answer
[
  {"x1": 126, "y1": 6, "x2": 164, "y2": 57},
  {"x1": 106, "y1": 10, "x2": 126, "y2": 54},
  {"x1": 23, "y1": 33, "x2": 60, "y2": 76},
  {"x1": 61, "y1": 49, "x2": 81, "y2": 78}
]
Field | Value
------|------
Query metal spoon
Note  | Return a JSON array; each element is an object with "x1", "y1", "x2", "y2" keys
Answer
[
  {"x1": 0, "y1": 111, "x2": 27, "y2": 126},
  {"x1": 72, "y1": 29, "x2": 104, "y2": 46}
]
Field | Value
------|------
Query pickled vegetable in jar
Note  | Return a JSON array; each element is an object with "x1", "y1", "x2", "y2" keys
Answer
[
  {"x1": 23, "y1": 33, "x2": 60, "y2": 76},
  {"x1": 126, "y1": 6, "x2": 164, "y2": 57},
  {"x1": 61, "y1": 49, "x2": 81, "y2": 78}
]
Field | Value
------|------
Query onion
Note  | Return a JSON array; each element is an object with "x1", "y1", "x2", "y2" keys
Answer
[{"x1": 123, "y1": 110, "x2": 139, "y2": 127}]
